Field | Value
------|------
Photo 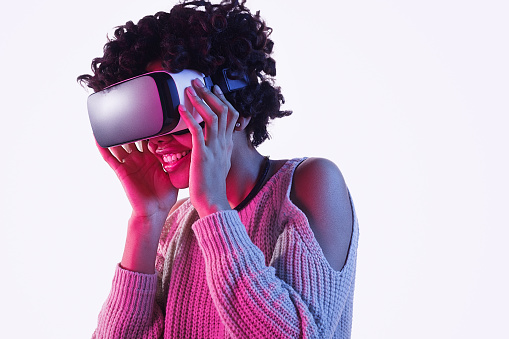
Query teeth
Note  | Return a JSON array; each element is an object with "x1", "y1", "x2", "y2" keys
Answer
[{"x1": 162, "y1": 150, "x2": 189, "y2": 163}]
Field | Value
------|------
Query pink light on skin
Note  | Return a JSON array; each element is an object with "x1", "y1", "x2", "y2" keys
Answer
[
  {"x1": 160, "y1": 150, "x2": 190, "y2": 172},
  {"x1": 148, "y1": 132, "x2": 194, "y2": 189}
]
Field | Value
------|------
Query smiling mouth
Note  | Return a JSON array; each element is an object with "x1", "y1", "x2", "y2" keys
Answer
[{"x1": 162, "y1": 150, "x2": 190, "y2": 165}]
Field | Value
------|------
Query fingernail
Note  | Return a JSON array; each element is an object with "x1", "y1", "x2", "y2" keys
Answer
[
  {"x1": 194, "y1": 78, "x2": 204, "y2": 88},
  {"x1": 178, "y1": 104, "x2": 186, "y2": 112},
  {"x1": 214, "y1": 85, "x2": 223, "y2": 96},
  {"x1": 187, "y1": 86, "x2": 197, "y2": 96}
]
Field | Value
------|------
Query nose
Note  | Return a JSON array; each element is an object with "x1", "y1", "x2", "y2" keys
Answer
[
  {"x1": 147, "y1": 134, "x2": 176, "y2": 152},
  {"x1": 148, "y1": 133, "x2": 175, "y2": 144}
]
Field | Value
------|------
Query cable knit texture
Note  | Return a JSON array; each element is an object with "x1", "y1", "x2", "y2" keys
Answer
[{"x1": 93, "y1": 158, "x2": 359, "y2": 338}]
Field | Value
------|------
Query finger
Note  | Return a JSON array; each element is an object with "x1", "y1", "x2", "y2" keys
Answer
[
  {"x1": 178, "y1": 104, "x2": 205, "y2": 149},
  {"x1": 204, "y1": 84, "x2": 229, "y2": 136},
  {"x1": 192, "y1": 79, "x2": 229, "y2": 134},
  {"x1": 126, "y1": 142, "x2": 144, "y2": 154},
  {"x1": 95, "y1": 140, "x2": 125, "y2": 167},
  {"x1": 134, "y1": 140, "x2": 144, "y2": 152},
  {"x1": 140, "y1": 139, "x2": 149, "y2": 152},
  {"x1": 109, "y1": 145, "x2": 130, "y2": 163},
  {"x1": 123, "y1": 143, "x2": 139, "y2": 154},
  {"x1": 186, "y1": 85, "x2": 218, "y2": 140},
  {"x1": 95, "y1": 140, "x2": 114, "y2": 161},
  {"x1": 213, "y1": 85, "x2": 240, "y2": 137}
]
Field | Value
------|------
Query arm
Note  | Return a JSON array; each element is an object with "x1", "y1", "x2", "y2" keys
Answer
[
  {"x1": 192, "y1": 207, "x2": 357, "y2": 338},
  {"x1": 93, "y1": 76, "x2": 233, "y2": 337},
  {"x1": 290, "y1": 157, "x2": 353, "y2": 271},
  {"x1": 182, "y1": 81, "x2": 357, "y2": 337},
  {"x1": 95, "y1": 140, "x2": 178, "y2": 274},
  {"x1": 93, "y1": 141, "x2": 179, "y2": 337},
  {"x1": 92, "y1": 266, "x2": 164, "y2": 339}
]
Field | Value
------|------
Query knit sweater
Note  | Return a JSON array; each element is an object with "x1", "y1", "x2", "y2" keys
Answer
[{"x1": 93, "y1": 158, "x2": 359, "y2": 339}]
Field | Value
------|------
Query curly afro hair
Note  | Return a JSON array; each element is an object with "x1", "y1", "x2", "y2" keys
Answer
[{"x1": 78, "y1": 0, "x2": 291, "y2": 147}]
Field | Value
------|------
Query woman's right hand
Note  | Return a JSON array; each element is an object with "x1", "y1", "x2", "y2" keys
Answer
[
  {"x1": 97, "y1": 140, "x2": 177, "y2": 274},
  {"x1": 96, "y1": 140, "x2": 178, "y2": 219}
]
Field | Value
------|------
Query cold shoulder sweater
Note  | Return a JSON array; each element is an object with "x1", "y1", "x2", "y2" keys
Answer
[{"x1": 93, "y1": 158, "x2": 359, "y2": 338}]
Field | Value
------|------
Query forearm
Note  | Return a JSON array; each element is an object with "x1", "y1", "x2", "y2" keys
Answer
[
  {"x1": 94, "y1": 212, "x2": 168, "y2": 337},
  {"x1": 121, "y1": 212, "x2": 168, "y2": 274}
]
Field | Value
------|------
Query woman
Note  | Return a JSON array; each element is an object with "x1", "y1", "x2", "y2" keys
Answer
[{"x1": 79, "y1": 1, "x2": 358, "y2": 338}]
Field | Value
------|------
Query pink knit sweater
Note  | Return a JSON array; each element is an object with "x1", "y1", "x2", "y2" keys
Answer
[{"x1": 93, "y1": 158, "x2": 359, "y2": 338}]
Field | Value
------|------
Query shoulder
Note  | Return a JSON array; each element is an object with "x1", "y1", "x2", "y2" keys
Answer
[
  {"x1": 290, "y1": 158, "x2": 350, "y2": 210},
  {"x1": 290, "y1": 157, "x2": 353, "y2": 271},
  {"x1": 292, "y1": 157, "x2": 346, "y2": 191}
]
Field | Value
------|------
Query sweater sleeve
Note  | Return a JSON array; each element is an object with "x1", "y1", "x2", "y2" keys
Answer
[
  {"x1": 192, "y1": 210, "x2": 356, "y2": 339},
  {"x1": 92, "y1": 265, "x2": 164, "y2": 339}
]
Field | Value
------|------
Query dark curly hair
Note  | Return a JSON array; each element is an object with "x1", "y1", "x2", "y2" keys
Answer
[{"x1": 78, "y1": 0, "x2": 291, "y2": 146}]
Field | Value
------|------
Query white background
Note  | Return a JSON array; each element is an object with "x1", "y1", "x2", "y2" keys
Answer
[{"x1": 1, "y1": 0, "x2": 508, "y2": 338}]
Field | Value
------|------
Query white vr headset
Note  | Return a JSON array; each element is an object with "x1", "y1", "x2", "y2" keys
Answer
[{"x1": 87, "y1": 69, "x2": 248, "y2": 147}]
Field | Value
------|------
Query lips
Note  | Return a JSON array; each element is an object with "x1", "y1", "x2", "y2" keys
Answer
[
  {"x1": 157, "y1": 149, "x2": 191, "y2": 172},
  {"x1": 162, "y1": 150, "x2": 189, "y2": 164}
]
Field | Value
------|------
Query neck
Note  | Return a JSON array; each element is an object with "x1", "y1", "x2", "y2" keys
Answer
[{"x1": 226, "y1": 137, "x2": 266, "y2": 209}]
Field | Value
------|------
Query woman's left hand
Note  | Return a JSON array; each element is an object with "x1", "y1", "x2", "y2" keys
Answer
[{"x1": 178, "y1": 79, "x2": 240, "y2": 217}]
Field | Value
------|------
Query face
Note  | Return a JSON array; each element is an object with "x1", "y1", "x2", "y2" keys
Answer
[
  {"x1": 144, "y1": 60, "x2": 244, "y2": 189},
  {"x1": 144, "y1": 60, "x2": 193, "y2": 188},
  {"x1": 148, "y1": 132, "x2": 193, "y2": 189}
]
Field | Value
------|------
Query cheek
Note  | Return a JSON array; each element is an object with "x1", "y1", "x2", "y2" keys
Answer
[
  {"x1": 171, "y1": 134, "x2": 193, "y2": 148},
  {"x1": 146, "y1": 142, "x2": 164, "y2": 165},
  {"x1": 147, "y1": 142, "x2": 157, "y2": 154}
]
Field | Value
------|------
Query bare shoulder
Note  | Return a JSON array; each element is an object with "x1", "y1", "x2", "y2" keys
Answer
[{"x1": 290, "y1": 157, "x2": 353, "y2": 271}]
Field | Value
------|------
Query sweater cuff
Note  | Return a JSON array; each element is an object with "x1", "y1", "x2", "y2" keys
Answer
[
  {"x1": 192, "y1": 210, "x2": 262, "y2": 266},
  {"x1": 107, "y1": 264, "x2": 158, "y2": 311}
]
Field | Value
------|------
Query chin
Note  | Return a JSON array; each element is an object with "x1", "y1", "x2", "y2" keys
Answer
[
  {"x1": 171, "y1": 179, "x2": 190, "y2": 190},
  {"x1": 160, "y1": 155, "x2": 191, "y2": 189},
  {"x1": 168, "y1": 172, "x2": 190, "y2": 190}
]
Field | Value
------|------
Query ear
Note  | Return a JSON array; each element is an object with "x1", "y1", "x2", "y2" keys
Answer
[{"x1": 234, "y1": 115, "x2": 251, "y2": 131}]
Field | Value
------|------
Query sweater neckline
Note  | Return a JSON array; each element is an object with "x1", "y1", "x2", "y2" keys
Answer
[
  {"x1": 235, "y1": 158, "x2": 304, "y2": 212},
  {"x1": 234, "y1": 156, "x2": 271, "y2": 211}
]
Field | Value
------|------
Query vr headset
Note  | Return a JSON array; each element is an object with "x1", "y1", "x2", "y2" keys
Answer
[{"x1": 87, "y1": 69, "x2": 248, "y2": 147}]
